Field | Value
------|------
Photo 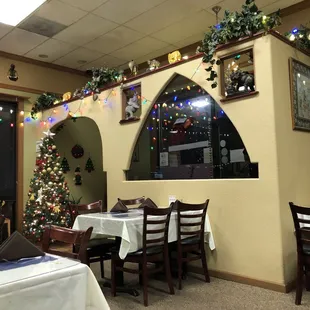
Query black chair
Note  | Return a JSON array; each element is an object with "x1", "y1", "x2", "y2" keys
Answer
[
  {"x1": 118, "y1": 196, "x2": 145, "y2": 206},
  {"x1": 173, "y1": 199, "x2": 210, "y2": 290},
  {"x1": 111, "y1": 205, "x2": 174, "y2": 307},
  {"x1": 289, "y1": 202, "x2": 310, "y2": 305},
  {"x1": 69, "y1": 200, "x2": 116, "y2": 278},
  {"x1": 0, "y1": 215, "x2": 5, "y2": 244}
]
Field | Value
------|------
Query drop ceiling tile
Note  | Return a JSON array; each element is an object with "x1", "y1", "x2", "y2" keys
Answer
[
  {"x1": 0, "y1": 23, "x2": 13, "y2": 40},
  {"x1": 25, "y1": 38, "x2": 77, "y2": 62},
  {"x1": 53, "y1": 47, "x2": 104, "y2": 68},
  {"x1": 94, "y1": 0, "x2": 166, "y2": 24},
  {"x1": 124, "y1": 0, "x2": 201, "y2": 35},
  {"x1": 152, "y1": 10, "x2": 215, "y2": 44},
  {"x1": 134, "y1": 45, "x2": 178, "y2": 64},
  {"x1": 174, "y1": 32, "x2": 204, "y2": 49},
  {"x1": 78, "y1": 55, "x2": 125, "y2": 71},
  {"x1": 0, "y1": 28, "x2": 48, "y2": 55},
  {"x1": 35, "y1": 0, "x2": 87, "y2": 26},
  {"x1": 60, "y1": 0, "x2": 108, "y2": 11},
  {"x1": 87, "y1": 26, "x2": 144, "y2": 54},
  {"x1": 54, "y1": 13, "x2": 118, "y2": 45},
  {"x1": 112, "y1": 36, "x2": 168, "y2": 61},
  {"x1": 177, "y1": 0, "x2": 222, "y2": 9},
  {"x1": 261, "y1": 0, "x2": 303, "y2": 14}
]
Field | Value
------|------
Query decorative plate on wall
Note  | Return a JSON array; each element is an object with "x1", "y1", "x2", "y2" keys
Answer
[{"x1": 71, "y1": 144, "x2": 84, "y2": 158}]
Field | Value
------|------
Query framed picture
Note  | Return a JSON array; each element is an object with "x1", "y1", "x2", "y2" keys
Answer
[{"x1": 289, "y1": 58, "x2": 310, "y2": 131}]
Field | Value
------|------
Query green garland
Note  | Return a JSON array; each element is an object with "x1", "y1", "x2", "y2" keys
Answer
[
  {"x1": 200, "y1": 0, "x2": 281, "y2": 88},
  {"x1": 285, "y1": 24, "x2": 310, "y2": 51},
  {"x1": 31, "y1": 93, "x2": 61, "y2": 119},
  {"x1": 73, "y1": 67, "x2": 121, "y2": 101}
]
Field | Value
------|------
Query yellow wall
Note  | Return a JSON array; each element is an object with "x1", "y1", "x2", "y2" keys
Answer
[
  {"x1": 38, "y1": 34, "x2": 295, "y2": 285},
  {"x1": 53, "y1": 117, "x2": 107, "y2": 207},
  {"x1": 270, "y1": 36, "x2": 310, "y2": 284}
]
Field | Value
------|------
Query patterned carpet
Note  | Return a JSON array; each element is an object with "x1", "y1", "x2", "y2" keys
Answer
[{"x1": 90, "y1": 262, "x2": 310, "y2": 310}]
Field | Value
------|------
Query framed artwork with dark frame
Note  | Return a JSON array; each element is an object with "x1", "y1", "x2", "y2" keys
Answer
[
  {"x1": 219, "y1": 48, "x2": 258, "y2": 102},
  {"x1": 289, "y1": 58, "x2": 310, "y2": 131},
  {"x1": 119, "y1": 83, "x2": 141, "y2": 124}
]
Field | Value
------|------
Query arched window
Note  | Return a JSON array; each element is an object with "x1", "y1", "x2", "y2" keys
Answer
[{"x1": 127, "y1": 75, "x2": 258, "y2": 180}]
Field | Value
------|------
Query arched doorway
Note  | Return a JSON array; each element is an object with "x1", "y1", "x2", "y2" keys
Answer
[{"x1": 51, "y1": 116, "x2": 107, "y2": 209}]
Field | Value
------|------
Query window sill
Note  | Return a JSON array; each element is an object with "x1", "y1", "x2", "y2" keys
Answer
[
  {"x1": 220, "y1": 91, "x2": 259, "y2": 103},
  {"x1": 119, "y1": 117, "x2": 140, "y2": 125}
]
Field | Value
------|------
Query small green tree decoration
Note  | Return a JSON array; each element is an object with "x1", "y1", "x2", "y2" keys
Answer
[
  {"x1": 85, "y1": 157, "x2": 95, "y2": 173},
  {"x1": 200, "y1": 0, "x2": 281, "y2": 88},
  {"x1": 61, "y1": 157, "x2": 70, "y2": 173}
]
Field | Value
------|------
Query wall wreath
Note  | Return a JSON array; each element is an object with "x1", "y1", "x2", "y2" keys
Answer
[{"x1": 71, "y1": 144, "x2": 84, "y2": 159}]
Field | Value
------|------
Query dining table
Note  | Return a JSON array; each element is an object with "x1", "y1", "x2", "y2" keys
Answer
[
  {"x1": 72, "y1": 208, "x2": 215, "y2": 295},
  {"x1": 0, "y1": 254, "x2": 110, "y2": 310}
]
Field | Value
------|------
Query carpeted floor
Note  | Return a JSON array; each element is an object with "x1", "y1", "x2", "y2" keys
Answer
[{"x1": 90, "y1": 262, "x2": 310, "y2": 310}]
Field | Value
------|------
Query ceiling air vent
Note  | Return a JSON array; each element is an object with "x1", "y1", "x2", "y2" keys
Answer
[{"x1": 18, "y1": 15, "x2": 67, "y2": 37}]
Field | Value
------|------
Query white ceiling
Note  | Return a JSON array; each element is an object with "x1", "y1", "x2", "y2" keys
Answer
[{"x1": 0, "y1": 0, "x2": 303, "y2": 71}]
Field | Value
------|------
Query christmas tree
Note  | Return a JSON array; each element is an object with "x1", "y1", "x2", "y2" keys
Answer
[
  {"x1": 61, "y1": 157, "x2": 70, "y2": 173},
  {"x1": 85, "y1": 157, "x2": 95, "y2": 173},
  {"x1": 23, "y1": 129, "x2": 71, "y2": 242}
]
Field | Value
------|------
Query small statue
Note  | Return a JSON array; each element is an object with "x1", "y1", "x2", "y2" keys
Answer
[
  {"x1": 128, "y1": 60, "x2": 138, "y2": 75},
  {"x1": 125, "y1": 92, "x2": 140, "y2": 119},
  {"x1": 147, "y1": 59, "x2": 160, "y2": 71},
  {"x1": 196, "y1": 46, "x2": 201, "y2": 54},
  {"x1": 62, "y1": 92, "x2": 71, "y2": 101},
  {"x1": 116, "y1": 70, "x2": 124, "y2": 82},
  {"x1": 230, "y1": 69, "x2": 255, "y2": 93}
]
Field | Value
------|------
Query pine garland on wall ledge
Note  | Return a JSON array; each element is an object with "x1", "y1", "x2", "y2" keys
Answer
[
  {"x1": 285, "y1": 24, "x2": 310, "y2": 52},
  {"x1": 200, "y1": 0, "x2": 281, "y2": 89},
  {"x1": 31, "y1": 93, "x2": 62, "y2": 119}
]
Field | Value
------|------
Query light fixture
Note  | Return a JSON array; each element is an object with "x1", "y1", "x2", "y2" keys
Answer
[
  {"x1": 7, "y1": 64, "x2": 18, "y2": 81},
  {"x1": 0, "y1": 0, "x2": 47, "y2": 26}
]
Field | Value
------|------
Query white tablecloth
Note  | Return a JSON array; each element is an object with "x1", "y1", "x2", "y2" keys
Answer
[
  {"x1": 73, "y1": 209, "x2": 215, "y2": 259},
  {"x1": 0, "y1": 255, "x2": 110, "y2": 310}
]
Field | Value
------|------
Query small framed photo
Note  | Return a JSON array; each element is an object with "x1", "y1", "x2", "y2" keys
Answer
[{"x1": 289, "y1": 58, "x2": 310, "y2": 131}]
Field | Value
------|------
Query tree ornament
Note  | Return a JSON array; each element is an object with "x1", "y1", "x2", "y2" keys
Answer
[
  {"x1": 61, "y1": 157, "x2": 70, "y2": 173},
  {"x1": 52, "y1": 145, "x2": 57, "y2": 150},
  {"x1": 47, "y1": 167, "x2": 52, "y2": 172},
  {"x1": 85, "y1": 157, "x2": 95, "y2": 173},
  {"x1": 74, "y1": 166, "x2": 82, "y2": 185},
  {"x1": 71, "y1": 144, "x2": 84, "y2": 158},
  {"x1": 54, "y1": 167, "x2": 59, "y2": 172}
]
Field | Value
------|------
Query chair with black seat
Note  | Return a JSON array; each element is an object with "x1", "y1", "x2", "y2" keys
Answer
[
  {"x1": 0, "y1": 215, "x2": 5, "y2": 244},
  {"x1": 174, "y1": 199, "x2": 210, "y2": 290},
  {"x1": 117, "y1": 196, "x2": 145, "y2": 207},
  {"x1": 289, "y1": 202, "x2": 310, "y2": 305},
  {"x1": 41, "y1": 225, "x2": 93, "y2": 264},
  {"x1": 69, "y1": 200, "x2": 116, "y2": 278},
  {"x1": 111, "y1": 205, "x2": 174, "y2": 307}
]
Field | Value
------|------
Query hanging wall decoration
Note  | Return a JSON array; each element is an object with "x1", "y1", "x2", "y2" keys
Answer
[
  {"x1": 168, "y1": 50, "x2": 182, "y2": 64},
  {"x1": 61, "y1": 157, "x2": 70, "y2": 173},
  {"x1": 120, "y1": 84, "x2": 142, "y2": 124},
  {"x1": 85, "y1": 157, "x2": 95, "y2": 173},
  {"x1": 71, "y1": 144, "x2": 84, "y2": 158},
  {"x1": 74, "y1": 166, "x2": 82, "y2": 185}
]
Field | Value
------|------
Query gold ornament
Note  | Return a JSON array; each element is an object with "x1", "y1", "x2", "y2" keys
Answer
[
  {"x1": 54, "y1": 205, "x2": 60, "y2": 213},
  {"x1": 168, "y1": 50, "x2": 182, "y2": 64},
  {"x1": 47, "y1": 167, "x2": 52, "y2": 172},
  {"x1": 50, "y1": 171, "x2": 55, "y2": 175},
  {"x1": 62, "y1": 92, "x2": 72, "y2": 101},
  {"x1": 48, "y1": 181, "x2": 53, "y2": 186},
  {"x1": 58, "y1": 171, "x2": 63, "y2": 175},
  {"x1": 29, "y1": 194, "x2": 35, "y2": 201},
  {"x1": 42, "y1": 169, "x2": 47, "y2": 174},
  {"x1": 54, "y1": 167, "x2": 59, "y2": 171},
  {"x1": 52, "y1": 145, "x2": 56, "y2": 150}
]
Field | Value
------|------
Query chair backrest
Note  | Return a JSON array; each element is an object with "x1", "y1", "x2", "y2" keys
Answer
[
  {"x1": 289, "y1": 202, "x2": 310, "y2": 255},
  {"x1": 174, "y1": 200, "x2": 209, "y2": 243},
  {"x1": 142, "y1": 205, "x2": 172, "y2": 254},
  {"x1": 118, "y1": 196, "x2": 145, "y2": 206},
  {"x1": 0, "y1": 215, "x2": 5, "y2": 230},
  {"x1": 41, "y1": 225, "x2": 93, "y2": 264},
  {"x1": 69, "y1": 200, "x2": 102, "y2": 224}
]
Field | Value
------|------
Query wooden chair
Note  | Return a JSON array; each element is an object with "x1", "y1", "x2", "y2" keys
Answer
[
  {"x1": 117, "y1": 196, "x2": 145, "y2": 206},
  {"x1": 69, "y1": 200, "x2": 116, "y2": 278},
  {"x1": 111, "y1": 205, "x2": 174, "y2": 307},
  {"x1": 289, "y1": 202, "x2": 310, "y2": 305},
  {"x1": 0, "y1": 215, "x2": 5, "y2": 243},
  {"x1": 174, "y1": 199, "x2": 210, "y2": 290},
  {"x1": 41, "y1": 225, "x2": 93, "y2": 264}
]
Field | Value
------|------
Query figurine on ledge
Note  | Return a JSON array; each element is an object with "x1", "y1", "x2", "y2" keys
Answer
[{"x1": 230, "y1": 69, "x2": 255, "y2": 94}]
